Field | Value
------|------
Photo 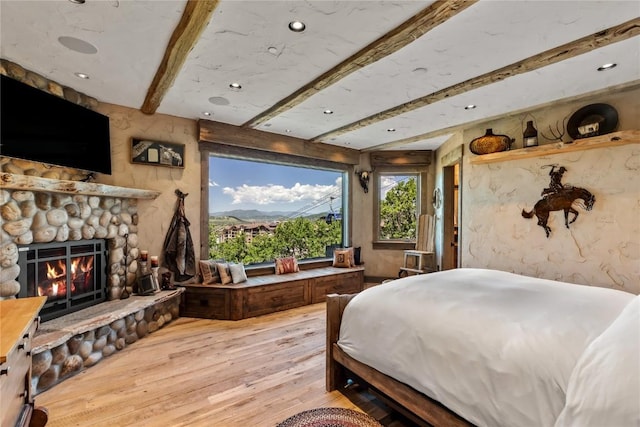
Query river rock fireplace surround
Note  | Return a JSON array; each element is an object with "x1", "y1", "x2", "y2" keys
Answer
[
  {"x1": 0, "y1": 171, "x2": 156, "y2": 302},
  {"x1": 1, "y1": 167, "x2": 183, "y2": 394}
]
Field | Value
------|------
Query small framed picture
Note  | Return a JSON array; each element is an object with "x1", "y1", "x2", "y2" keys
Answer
[
  {"x1": 138, "y1": 273, "x2": 158, "y2": 295},
  {"x1": 131, "y1": 138, "x2": 185, "y2": 168}
]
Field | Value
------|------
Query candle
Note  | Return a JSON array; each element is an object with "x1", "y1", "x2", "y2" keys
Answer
[
  {"x1": 140, "y1": 250, "x2": 148, "y2": 262},
  {"x1": 150, "y1": 255, "x2": 159, "y2": 268}
]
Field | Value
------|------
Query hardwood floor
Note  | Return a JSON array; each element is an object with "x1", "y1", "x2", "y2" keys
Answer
[{"x1": 36, "y1": 302, "x2": 420, "y2": 427}]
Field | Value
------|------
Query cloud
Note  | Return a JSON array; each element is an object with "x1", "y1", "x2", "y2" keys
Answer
[
  {"x1": 223, "y1": 177, "x2": 341, "y2": 206},
  {"x1": 209, "y1": 180, "x2": 219, "y2": 187}
]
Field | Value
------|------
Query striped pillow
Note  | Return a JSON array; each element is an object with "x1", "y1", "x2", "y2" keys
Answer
[
  {"x1": 198, "y1": 259, "x2": 225, "y2": 284},
  {"x1": 275, "y1": 256, "x2": 299, "y2": 274}
]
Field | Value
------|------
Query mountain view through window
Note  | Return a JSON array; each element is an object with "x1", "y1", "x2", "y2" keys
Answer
[{"x1": 208, "y1": 156, "x2": 345, "y2": 265}]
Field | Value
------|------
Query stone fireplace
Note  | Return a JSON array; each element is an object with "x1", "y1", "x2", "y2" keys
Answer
[
  {"x1": 0, "y1": 165, "x2": 155, "y2": 301},
  {"x1": 1, "y1": 162, "x2": 183, "y2": 394}
]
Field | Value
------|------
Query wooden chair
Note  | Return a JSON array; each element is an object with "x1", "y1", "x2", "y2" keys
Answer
[{"x1": 399, "y1": 214, "x2": 435, "y2": 277}]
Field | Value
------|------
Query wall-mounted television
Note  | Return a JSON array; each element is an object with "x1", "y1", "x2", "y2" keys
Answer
[{"x1": 1, "y1": 74, "x2": 112, "y2": 175}]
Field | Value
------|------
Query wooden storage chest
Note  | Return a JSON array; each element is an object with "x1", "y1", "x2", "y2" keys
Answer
[{"x1": 180, "y1": 266, "x2": 364, "y2": 320}]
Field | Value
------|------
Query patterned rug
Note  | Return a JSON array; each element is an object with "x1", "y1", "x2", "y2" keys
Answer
[{"x1": 277, "y1": 407, "x2": 383, "y2": 427}]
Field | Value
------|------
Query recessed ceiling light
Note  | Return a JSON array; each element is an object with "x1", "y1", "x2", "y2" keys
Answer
[
  {"x1": 323, "y1": 109, "x2": 333, "y2": 115},
  {"x1": 597, "y1": 63, "x2": 617, "y2": 71},
  {"x1": 68, "y1": 0, "x2": 85, "y2": 3},
  {"x1": 202, "y1": 111, "x2": 212, "y2": 117},
  {"x1": 285, "y1": 129, "x2": 292, "y2": 133},
  {"x1": 58, "y1": 36, "x2": 97, "y2": 54},
  {"x1": 464, "y1": 104, "x2": 476, "y2": 110},
  {"x1": 387, "y1": 128, "x2": 396, "y2": 132},
  {"x1": 288, "y1": 21, "x2": 306, "y2": 32},
  {"x1": 229, "y1": 82, "x2": 242, "y2": 90},
  {"x1": 74, "y1": 72, "x2": 89, "y2": 79},
  {"x1": 267, "y1": 46, "x2": 279, "y2": 55}
]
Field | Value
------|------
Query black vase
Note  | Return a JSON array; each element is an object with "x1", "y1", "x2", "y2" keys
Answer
[{"x1": 354, "y1": 247, "x2": 361, "y2": 265}]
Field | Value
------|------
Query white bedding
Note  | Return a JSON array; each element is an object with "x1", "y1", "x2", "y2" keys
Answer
[{"x1": 337, "y1": 268, "x2": 636, "y2": 427}]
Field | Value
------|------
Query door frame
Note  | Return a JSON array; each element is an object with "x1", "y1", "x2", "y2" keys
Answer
[{"x1": 440, "y1": 147, "x2": 462, "y2": 270}]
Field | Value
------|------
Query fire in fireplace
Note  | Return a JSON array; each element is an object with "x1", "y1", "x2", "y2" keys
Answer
[{"x1": 18, "y1": 240, "x2": 107, "y2": 322}]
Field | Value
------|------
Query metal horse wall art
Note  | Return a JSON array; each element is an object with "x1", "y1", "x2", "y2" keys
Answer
[{"x1": 521, "y1": 165, "x2": 595, "y2": 238}]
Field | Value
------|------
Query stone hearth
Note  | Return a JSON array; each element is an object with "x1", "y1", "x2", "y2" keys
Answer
[{"x1": 32, "y1": 289, "x2": 183, "y2": 394}]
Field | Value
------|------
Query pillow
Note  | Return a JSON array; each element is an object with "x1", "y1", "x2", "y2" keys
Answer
[
  {"x1": 554, "y1": 296, "x2": 640, "y2": 427},
  {"x1": 332, "y1": 249, "x2": 352, "y2": 268},
  {"x1": 275, "y1": 256, "x2": 299, "y2": 274},
  {"x1": 215, "y1": 262, "x2": 232, "y2": 285},
  {"x1": 198, "y1": 259, "x2": 224, "y2": 284},
  {"x1": 229, "y1": 262, "x2": 247, "y2": 284},
  {"x1": 342, "y1": 247, "x2": 355, "y2": 267}
]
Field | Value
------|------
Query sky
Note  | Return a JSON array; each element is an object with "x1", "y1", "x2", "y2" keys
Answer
[{"x1": 209, "y1": 157, "x2": 343, "y2": 216}]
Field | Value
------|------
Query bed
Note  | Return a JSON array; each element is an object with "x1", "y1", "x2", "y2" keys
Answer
[{"x1": 326, "y1": 268, "x2": 639, "y2": 427}]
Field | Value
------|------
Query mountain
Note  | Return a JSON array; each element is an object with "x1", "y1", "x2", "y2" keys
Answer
[{"x1": 210, "y1": 209, "x2": 297, "y2": 222}]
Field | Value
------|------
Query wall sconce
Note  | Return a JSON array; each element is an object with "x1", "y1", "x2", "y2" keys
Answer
[{"x1": 355, "y1": 170, "x2": 372, "y2": 193}]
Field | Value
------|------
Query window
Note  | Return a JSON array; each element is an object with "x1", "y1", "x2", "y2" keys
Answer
[
  {"x1": 206, "y1": 154, "x2": 348, "y2": 265},
  {"x1": 374, "y1": 171, "x2": 421, "y2": 244}
]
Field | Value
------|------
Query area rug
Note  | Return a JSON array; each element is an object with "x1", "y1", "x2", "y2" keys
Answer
[{"x1": 277, "y1": 407, "x2": 383, "y2": 427}]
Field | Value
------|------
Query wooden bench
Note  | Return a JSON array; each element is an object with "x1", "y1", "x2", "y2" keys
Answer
[{"x1": 179, "y1": 266, "x2": 364, "y2": 320}]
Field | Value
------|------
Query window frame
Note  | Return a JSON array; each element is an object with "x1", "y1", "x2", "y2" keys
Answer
[
  {"x1": 200, "y1": 144, "x2": 351, "y2": 270},
  {"x1": 372, "y1": 167, "x2": 426, "y2": 250}
]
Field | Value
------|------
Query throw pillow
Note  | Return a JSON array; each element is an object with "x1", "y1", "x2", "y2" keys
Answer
[
  {"x1": 275, "y1": 256, "x2": 299, "y2": 274},
  {"x1": 198, "y1": 259, "x2": 225, "y2": 284},
  {"x1": 333, "y1": 249, "x2": 352, "y2": 268},
  {"x1": 342, "y1": 247, "x2": 355, "y2": 267},
  {"x1": 216, "y1": 262, "x2": 233, "y2": 285},
  {"x1": 229, "y1": 262, "x2": 248, "y2": 284}
]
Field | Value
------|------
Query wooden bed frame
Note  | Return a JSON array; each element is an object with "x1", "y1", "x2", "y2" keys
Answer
[{"x1": 325, "y1": 293, "x2": 473, "y2": 427}]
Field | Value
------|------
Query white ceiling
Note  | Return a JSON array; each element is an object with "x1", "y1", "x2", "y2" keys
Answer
[{"x1": 1, "y1": 0, "x2": 638, "y2": 152}]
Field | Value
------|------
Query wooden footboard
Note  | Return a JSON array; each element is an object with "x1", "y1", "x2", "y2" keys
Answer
[
  {"x1": 326, "y1": 293, "x2": 357, "y2": 392},
  {"x1": 325, "y1": 293, "x2": 473, "y2": 427}
]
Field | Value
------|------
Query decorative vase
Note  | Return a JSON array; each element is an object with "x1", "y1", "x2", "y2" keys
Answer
[{"x1": 469, "y1": 129, "x2": 513, "y2": 155}]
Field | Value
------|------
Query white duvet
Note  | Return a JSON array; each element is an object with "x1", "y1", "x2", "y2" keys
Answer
[{"x1": 337, "y1": 268, "x2": 637, "y2": 427}]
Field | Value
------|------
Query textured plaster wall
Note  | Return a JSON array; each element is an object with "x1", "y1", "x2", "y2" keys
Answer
[
  {"x1": 94, "y1": 103, "x2": 201, "y2": 272},
  {"x1": 436, "y1": 87, "x2": 639, "y2": 294}
]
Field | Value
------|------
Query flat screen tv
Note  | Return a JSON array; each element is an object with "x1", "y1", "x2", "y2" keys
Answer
[{"x1": 1, "y1": 74, "x2": 112, "y2": 175}]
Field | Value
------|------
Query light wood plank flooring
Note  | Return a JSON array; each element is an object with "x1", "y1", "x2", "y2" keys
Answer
[{"x1": 36, "y1": 302, "x2": 419, "y2": 427}]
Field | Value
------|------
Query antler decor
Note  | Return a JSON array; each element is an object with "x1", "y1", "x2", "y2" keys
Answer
[
  {"x1": 541, "y1": 116, "x2": 569, "y2": 143},
  {"x1": 355, "y1": 170, "x2": 373, "y2": 193}
]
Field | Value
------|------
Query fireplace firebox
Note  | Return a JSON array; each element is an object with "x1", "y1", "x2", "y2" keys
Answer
[{"x1": 18, "y1": 239, "x2": 107, "y2": 322}]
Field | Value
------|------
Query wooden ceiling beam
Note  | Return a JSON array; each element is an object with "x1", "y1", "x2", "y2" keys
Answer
[
  {"x1": 140, "y1": 0, "x2": 218, "y2": 115},
  {"x1": 198, "y1": 120, "x2": 361, "y2": 165},
  {"x1": 243, "y1": 0, "x2": 477, "y2": 128},
  {"x1": 313, "y1": 17, "x2": 640, "y2": 143}
]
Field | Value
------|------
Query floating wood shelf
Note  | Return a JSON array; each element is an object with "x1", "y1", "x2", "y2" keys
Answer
[
  {"x1": 0, "y1": 173, "x2": 160, "y2": 199},
  {"x1": 469, "y1": 130, "x2": 639, "y2": 165}
]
